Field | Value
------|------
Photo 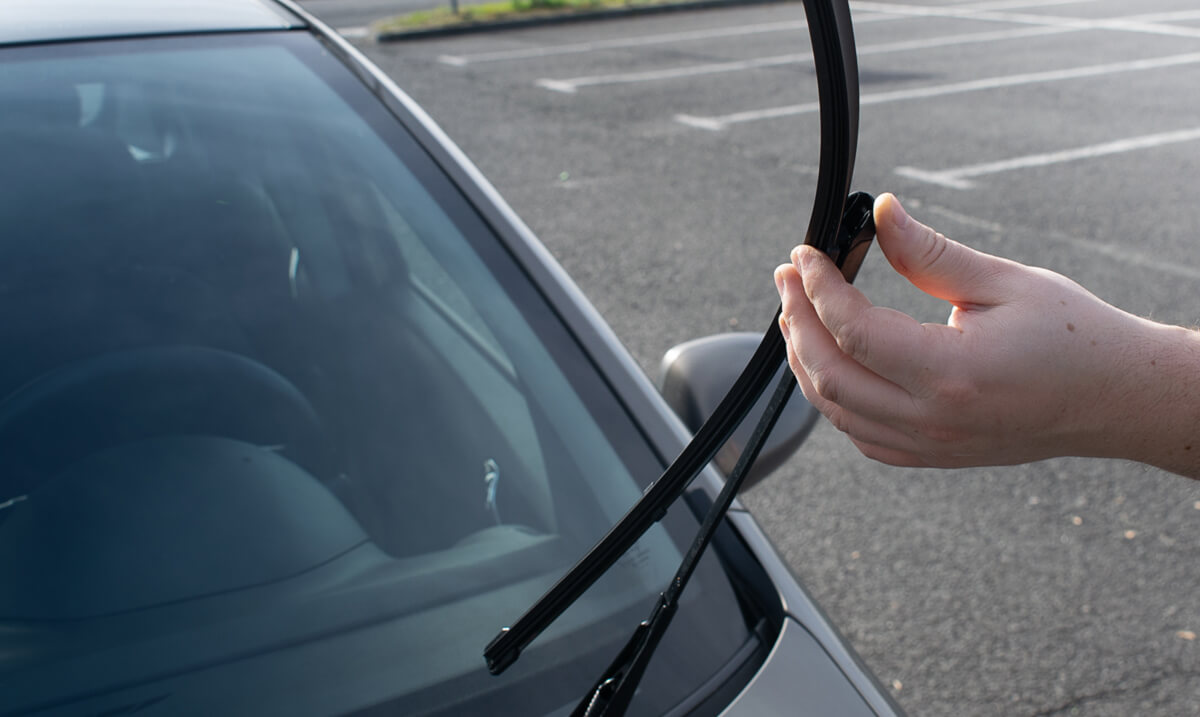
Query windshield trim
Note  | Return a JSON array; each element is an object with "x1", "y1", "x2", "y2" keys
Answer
[{"x1": 0, "y1": 0, "x2": 303, "y2": 48}]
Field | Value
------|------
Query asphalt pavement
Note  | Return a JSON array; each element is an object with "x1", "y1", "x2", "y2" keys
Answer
[{"x1": 352, "y1": 1, "x2": 1200, "y2": 714}]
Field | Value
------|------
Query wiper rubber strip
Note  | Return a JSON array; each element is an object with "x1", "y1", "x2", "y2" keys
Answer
[{"x1": 483, "y1": 1, "x2": 872, "y2": 704}]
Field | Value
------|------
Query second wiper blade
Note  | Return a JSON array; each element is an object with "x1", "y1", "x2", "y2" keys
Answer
[{"x1": 568, "y1": 371, "x2": 799, "y2": 716}]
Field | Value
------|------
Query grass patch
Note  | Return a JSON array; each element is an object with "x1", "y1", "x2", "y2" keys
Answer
[{"x1": 374, "y1": 0, "x2": 670, "y2": 32}]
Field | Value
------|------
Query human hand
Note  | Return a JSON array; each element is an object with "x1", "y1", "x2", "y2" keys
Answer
[{"x1": 774, "y1": 193, "x2": 1199, "y2": 473}]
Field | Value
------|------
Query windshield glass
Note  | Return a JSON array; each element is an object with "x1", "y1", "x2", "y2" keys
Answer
[{"x1": 0, "y1": 31, "x2": 754, "y2": 715}]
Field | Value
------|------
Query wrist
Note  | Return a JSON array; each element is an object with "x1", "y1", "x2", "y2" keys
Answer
[{"x1": 1103, "y1": 319, "x2": 1200, "y2": 478}]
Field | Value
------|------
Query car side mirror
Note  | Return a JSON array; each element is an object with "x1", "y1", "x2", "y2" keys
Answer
[{"x1": 658, "y1": 332, "x2": 819, "y2": 492}]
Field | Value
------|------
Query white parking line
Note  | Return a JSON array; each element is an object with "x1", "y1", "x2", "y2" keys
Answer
[
  {"x1": 438, "y1": 19, "x2": 812, "y2": 66},
  {"x1": 934, "y1": 0, "x2": 1099, "y2": 10},
  {"x1": 896, "y1": 127, "x2": 1200, "y2": 189},
  {"x1": 675, "y1": 52, "x2": 1200, "y2": 131},
  {"x1": 536, "y1": 53, "x2": 811, "y2": 93},
  {"x1": 435, "y1": 0, "x2": 1096, "y2": 66},
  {"x1": 851, "y1": 2, "x2": 1200, "y2": 40},
  {"x1": 535, "y1": 25, "x2": 1073, "y2": 93}
]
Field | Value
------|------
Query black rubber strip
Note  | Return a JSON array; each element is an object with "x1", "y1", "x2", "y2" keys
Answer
[{"x1": 483, "y1": 0, "x2": 865, "y2": 678}]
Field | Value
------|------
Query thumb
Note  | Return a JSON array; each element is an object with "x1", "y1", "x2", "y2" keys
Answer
[{"x1": 873, "y1": 193, "x2": 1012, "y2": 306}]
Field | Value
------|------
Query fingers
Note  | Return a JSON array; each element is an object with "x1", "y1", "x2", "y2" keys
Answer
[
  {"x1": 774, "y1": 195, "x2": 1067, "y2": 469},
  {"x1": 873, "y1": 193, "x2": 1012, "y2": 307},
  {"x1": 775, "y1": 262, "x2": 917, "y2": 422},
  {"x1": 792, "y1": 245, "x2": 944, "y2": 393},
  {"x1": 775, "y1": 291, "x2": 933, "y2": 464}
]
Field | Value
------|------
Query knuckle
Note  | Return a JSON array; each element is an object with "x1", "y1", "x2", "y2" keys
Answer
[
  {"x1": 826, "y1": 405, "x2": 852, "y2": 436},
  {"x1": 833, "y1": 314, "x2": 871, "y2": 366},
  {"x1": 915, "y1": 228, "x2": 952, "y2": 271},
  {"x1": 910, "y1": 413, "x2": 968, "y2": 446},
  {"x1": 914, "y1": 423, "x2": 965, "y2": 445},
  {"x1": 908, "y1": 381, "x2": 978, "y2": 446},
  {"x1": 932, "y1": 377, "x2": 978, "y2": 409},
  {"x1": 915, "y1": 375, "x2": 977, "y2": 410},
  {"x1": 786, "y1": 353, "x2": 809, "y2": 392},
  {"x1": 808, "y1": 364, "x2": 841, "y2": 404}
]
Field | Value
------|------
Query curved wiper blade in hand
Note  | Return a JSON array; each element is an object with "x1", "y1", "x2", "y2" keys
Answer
[{"x1": 483, "y1": 0, "x2": 871, "y2": 697}]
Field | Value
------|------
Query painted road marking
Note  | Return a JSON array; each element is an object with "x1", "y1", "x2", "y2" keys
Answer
[
  {"x1": 535, "y1": 4, "x2": 1197, "y2": 92},
  {"x1": 895, "y1": 126, "x2": 1200, "y2": 189},
  {"x1": 930, "y1": 0, "x2": 1099, "y2": 10},
  {"x1": 851, "y1": 2, "x2": 1200, "y2": 40},
  {"x1": 436, "y1": 0, "x2": 1094, "y2": 66},
  {"x1": 535, "y1": 25, "x2": 1074, "y2": 93},
  {"x1": 676, "y1": 52, "x2": 1200, "y2": 130},
  {"x1": 439, "y1": 19, "x2": 814, "y2": 66}
]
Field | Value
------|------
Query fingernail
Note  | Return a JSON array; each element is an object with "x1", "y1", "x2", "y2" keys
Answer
[{"x1": 774, "y1": 266, "x2": 787, "y2": 297}]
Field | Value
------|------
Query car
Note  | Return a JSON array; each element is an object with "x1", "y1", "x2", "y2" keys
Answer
[{"x1": 0, "y1": 1, "x2": 902, "y2": 714}]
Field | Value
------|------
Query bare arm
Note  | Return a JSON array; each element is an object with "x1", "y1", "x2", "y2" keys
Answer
[{"x1": 774, "y1": 193, "x2": 1200, "y2": 479}]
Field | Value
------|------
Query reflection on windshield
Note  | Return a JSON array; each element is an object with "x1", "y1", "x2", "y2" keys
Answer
[{"x1": 0, "y1": 33, "x2": 751, "y2": 715}]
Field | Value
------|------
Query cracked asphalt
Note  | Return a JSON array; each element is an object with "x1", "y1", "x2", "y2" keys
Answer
[{"x1": 330, "y1": 0, "x2": 1200, "y2": 713}]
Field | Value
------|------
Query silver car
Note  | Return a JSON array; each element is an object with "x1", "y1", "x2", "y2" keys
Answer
[{"x1": 0, "y1": 1, "x2": 899, "y2": 714}]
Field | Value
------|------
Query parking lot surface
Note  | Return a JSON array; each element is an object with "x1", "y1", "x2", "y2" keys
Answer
[{"x1": 353, "y1": 1, "x2": 1200, "y2": 713}]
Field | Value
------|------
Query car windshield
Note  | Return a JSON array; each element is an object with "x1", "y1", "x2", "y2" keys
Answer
[{"x1": 0, "y1": 31, "x2": 755, "y2": 715}]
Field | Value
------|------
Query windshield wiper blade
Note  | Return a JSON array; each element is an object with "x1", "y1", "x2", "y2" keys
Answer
[{"x1": 484, "y1": 0, "x2": 870, "y2": 708}]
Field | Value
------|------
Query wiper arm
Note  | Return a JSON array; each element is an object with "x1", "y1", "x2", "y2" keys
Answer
[
  {"x1": 484, "y1": 313, "x2": 788, "y2": 675},
  {"x1": 484, "y1": 0, "x2": 871, "y2": 709},
  {"x1": 568, "y1": 370, "x2": 799, "y2": 716}
]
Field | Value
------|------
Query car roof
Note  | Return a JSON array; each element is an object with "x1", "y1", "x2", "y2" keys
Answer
[{"x1": 2, "y1": 0, "x2": 305, "y2": 47}]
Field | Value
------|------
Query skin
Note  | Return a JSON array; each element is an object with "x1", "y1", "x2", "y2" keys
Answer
[{"x1": 774, "y1": 192, "x2": 1200, "y2": 479}]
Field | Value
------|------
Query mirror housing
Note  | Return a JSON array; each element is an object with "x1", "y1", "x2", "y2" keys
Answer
[{"x1": 659, "y1": 332, "x2": 819, "y2": 492}]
